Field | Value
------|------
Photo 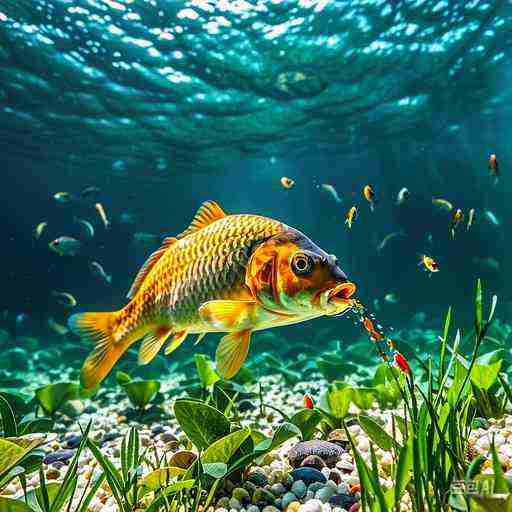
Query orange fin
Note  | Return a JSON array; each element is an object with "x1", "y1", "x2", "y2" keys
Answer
[
  {"x1": 177, "y1": 201, "x2": 227, "y2": 239},
  {"x1": 127, "y1": 237, "x2": 177, "y2": 299},
  {"x1": 138, "y1": 326, "x2": 173, "y2": 365},
  {"x1": 69, "y1": 311, "x2": 132, "y2": 389},
  {"x1": 164, "y1": 330, "x2": 188, "y2": 356},
  {"x1": 198, "y1": 300, "x2": 259, "y2": 331},
  {"x1": 216, "y1": 329, "x2": 252, "y2": 379}
]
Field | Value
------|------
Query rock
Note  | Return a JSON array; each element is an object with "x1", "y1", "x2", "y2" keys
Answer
[
  {"x1": 83, "y1": 404, "x2": 97, "y2": 414},
  {"x1": 46, "y1": 468, "x2": 60, "y2": 480},
  {"x1": 348, "y1": 503, "x2": 360, "y2": 512},
  {"x1": 301, "y1": 455, "x2": 326, "y2": 470},
  {"x1": 290, "y1": 468, "x2": 327, "y2": 486},
  {"x1": 308, "y1": 482, "x2": 324, "y2": 493},
  {"x1": 229, "y1": 497, "x2": 242, "y2": 510},
  {"x1": 43, "y1": 449, "x2": 74, "y2": 465},
  {"x1": 238, "y1": 399, "x2": 256, "y2": 412},
  {"x1": 330, "y1": 493, "x2": 357, "y2": 508},
  {"x1": 472, "y1": 418, "x2": 490, "y2": 429},
  {"x1": 65, "y1": 434, "x2": 83, "y2": 449},
  {"x1": 216, "y1": 497, "x2": 230, "y2": 508},
  {"x1": 232, "y1": 487, "x2": 250, "y2": 503},
  {"x1": 328, "y1": 471, "x2": 341, "y2": 485},
  {"x1": 315, "y1": 486, "x2": 335, "y2": 503},
  {"x1": 247, "y1": 506, "x2": 261, "y2": 512},
  {"x1": 327, "y1": 429, "x2": 349, "y2": 450},
  {"x1": 101, "y1": 431, "x2": 120, "y2": 444},
  {"x1": 291, "y1": 480, "x2": 307, "y2": 498},
  {"x1": 252, "y1": 487, "x2": 275, "y2": 506},
  {"x1": 270, "y1": 483, "x2": 286, "y2": 496},
  {"x1": 151, "y1": 424, "x2": 165, "y2": 435},
  {"x1": 262, "y1": 507, "x2": 280, "y2": 512},
  {"x1": 298, "y1": 498, "x2": 323, "y2": 512},
  {"x1": 285, "y1": 502, "x2": 301, "y2": 512},
  {"x1": 282, "y1": 491, "x2": 298, "y2": 509},
  {"x1": 247, "y1": 468, "x2": 269, "y2": 487},
  {"x1": 288, "y1": 441, "x2": 344, "y2": 468}
]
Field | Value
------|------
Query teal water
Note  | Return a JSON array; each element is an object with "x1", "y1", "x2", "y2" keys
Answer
[{"x1": 1, "y1": 0, "x2": 512, "y2": 387}]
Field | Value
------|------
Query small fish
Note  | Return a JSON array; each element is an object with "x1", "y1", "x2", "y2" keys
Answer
[
  {"x1": 75, "y1": 218, "x2": 95, "y2": 238},
  {"x1": 466, "y1": 208, "x2": 475, "y2": 231},
  {"x1": 362, "y1": 317, "x2": 383, "y2": 342},
  {"x1": 483, "y1": 210, "x2": 500, "y2": 227},
  {"x1": 53, "y1": 192, "x2": 74, "y2": 203},
  {"x1": 396, "y1": 187, "x2": 410, "y2": 205},
  {"x1": 321, "y1": 184, "x2": 342, "y2": 203},
  {"x1": 90, "y1": 261, "x2": 112, "y2": 284},
  {"x1": 472, "y1": 257, "x2": 500, "y2": 272},
  {"x1": 384, "y1": 293, "x2": 399, "y2": 304},
  {"x1": 48, "y1": 317, "x2": 69, "y2": 336},
  {"x1": 69, "y1": 200, "x2": 356, "y2": 388},
  {"x1": 394, "y1": 351, "x2": 410, "y2": 374},
  {"x1": 81, "y1": 186, "x2": 101, "y2": 199},
  {"x1": 419, "y1": 254, "x2": 439, "y2": 275},
  {"x1": 95, "y1": 203, "x2": 110, "y2": 229},
  {"x1": 49, "y1": 236, "x2": 82, "y2": 256},
  {"x1": 363, "y1": 185, "x2": 377, "y2": 212},
  {"x1": 119, "y1": 211, "x2": 137, "y2": 225},
  {"x1": 450, "y1": 209, "x2": 464, "y2": 239},
  {"x1": 34, "y1": 222, "x2": 48, "y2": 240},
  {"x1": 52, "y1": 291, "x2": 77, "y2": 308},
  {"x1": 432, "y1": 198, "x2": 453, "y2": 212},
  {"x1": 376, "y1": 230, "x2": 404, "y2": 252},
  {"x1": 488, "y1": 154, "x2": 499, "y2": 185},
  {"x1": 132, "y1": 232, "x2": 159, "y2": 248},
  {"x1": 280, "y1": 177, "x2": 295, "y2": 189},
  {"x1": 303, "y1": 394, "x2": 314, "y2": 409},
  {"x1": 345, "y1": 206, "x2": 357, "y2": 229}
]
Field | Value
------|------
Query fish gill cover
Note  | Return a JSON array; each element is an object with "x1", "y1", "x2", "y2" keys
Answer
[{"x1": 0, "y1": 0, "x2": 510, "y2": 173}]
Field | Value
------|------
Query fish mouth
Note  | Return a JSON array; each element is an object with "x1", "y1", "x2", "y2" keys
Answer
[{"x1": 320, "y1": 281, "x2": 357, "y2": 315}]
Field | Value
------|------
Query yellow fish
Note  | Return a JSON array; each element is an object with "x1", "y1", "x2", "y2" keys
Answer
[{"x1": 70, "y1": 201, "x2": 356, "y2": 388}]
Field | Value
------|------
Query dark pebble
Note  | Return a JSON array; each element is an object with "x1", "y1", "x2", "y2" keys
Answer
[
  {"x1": 151, "y1": 424, "x2": 165, "y2": 435},
  {"x1": 238, "y1": 399, "x2": 256, "y2": 412},
  {"x1": 160, "y1": 432, "x2": 178, "y2": 443},
  {"x1": 43, "y1": 449, "x2": 75, "y2": 465},
  {"x1": 301, "y1": 454, "x2": 326, "y2": 470},
  {"x1": 102, "y1": 432, "x2": 120, "y2": 443},
  {"x1": 83, "y1": 405, "x2": 97, "y2": 414},
  {"x1": 330, "y1": 493, "x2": 358, "y2": 508},
  {"x1": 246, "y1": 468, "x2": 269, "y2": 487},
  {"x1": 65, "y1": 434, "x2": 83, "y2": 449},
  {"x1": 290, "y1": 467, "x2": 327, "y2": 485},
  {"x1": 287, "y1": 440, "x2": 345, "y2": 468}
]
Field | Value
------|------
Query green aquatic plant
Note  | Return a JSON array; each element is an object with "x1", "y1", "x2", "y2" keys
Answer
[
  {"x1": 116, "y1": 372, "x2": 161, "y2": 414},
  {"x1": 34, "y1": 382, "x2": 80, "y2": 418},
  {"x1": 260, "y1": 352, "x2": 301, "y2": 385},
  {"x1": 346, "y1": 279, "x2": 501, "y2": 511}
]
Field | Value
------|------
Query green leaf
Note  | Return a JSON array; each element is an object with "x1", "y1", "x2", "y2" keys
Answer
[
  {"x1": 290, "y1": 409, "x2": 322, "y2": 440},
  {"x1": 490, "y1": 437, "x2": 510, "y2": 493},
  {"x1": 352, "y1": 387, "x2": 376, "y2": 410},
  {"x1": 34, "y1": 383, "x2": 80, "y2": 416},
  {"x1": 195, "y1": 354, "x2": 221, "y2": 388},
  {"x1": 173, "y1": 400, "x2": 230, "y2": 450},
  {"x1": 17, "y1": 418, "x2": 54, "y2": 436},
  {"x1": 26, "y1": 482, "x2": 61, "y2": 512},
  {"x1": 0, "y1": 438, "x2": 44, "y2": 482},
  {"x1": 116, "y1": 371, "x2": 132, "y2": 386},
  {"x1": 202, "y1": 427, "x2": 251, "y2": 465},
  {"x1": 470, "y1": 360, "x2": 502, "y2": 391},
  {"x1": 202, "y1": 462, "x2": 227, "y2": 479},
  {"x1": 316, "y1": 357, "x2": 358, "y2": 381},
  {"x1": 140, "y1": 467, "x2": 185, "y2": 490},
  {"x1": 325, "y1": 386, "x2": 353, "y2": 420},
  {"x1": 144, "y1": 480, "x2": 196, "y2": 512},
  {"x1": 394, "y1": 438, "x2": 412, "y2": 505},
  {"x1": 358, "y1": 415, "x2": 396, "y2": 451},
  {"x1": 254, "y1": 423, "x2": 301, "y2": 453},
  {"x1": 0, "y1": 497, "x2": 34, "y2": 512},
  {"x1": 474, "y1": 279, "x2": 483, "y2": 336},
  {"x1": 0, "y1": 394, "x2": 17, "y2": 437},
  {"x1": 122, "y1": 380, "x2": 160, "y2": 410}
]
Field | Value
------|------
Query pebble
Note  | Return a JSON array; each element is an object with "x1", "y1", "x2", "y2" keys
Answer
[
  {"x1": 232, "y1": 487, "x2": 250, "y2": 503},
  {"x1": 291, "y1": 479, "x2": 307, "y2": 498},
  {"x1": 65, "y1": 434, "x2": 83, "y2": 449},
  {"x1": 282, "y1": 491, "x2": 298, "y2": 509},
  {"x1": 270, "y1": 483, "x2": 287, "y2": 496},
  {"x1": 330, "y1": 493, "x2": 358, "y2": 508},
  {"x1": 290, "y1": 468, "x2": 327, "y2": 486},
  {"x1": 247, "y1": 468, "x2": 269, "y2": 487},
  {"x1": 43, "y1": 449, "x2": 74, "y2": 465},
  {"x1": 298, "y1": 499, "x2": 323, "y2": 512},
  {"x1": 288, "y1": 441, "x2": 344, "y2": 468}
]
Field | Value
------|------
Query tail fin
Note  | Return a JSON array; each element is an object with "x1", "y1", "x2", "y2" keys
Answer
[{"x1": 68, "y1": 311, "x2": 129, "y2": 389}]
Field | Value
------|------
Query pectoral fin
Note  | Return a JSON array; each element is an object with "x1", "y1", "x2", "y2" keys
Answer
[
  {"x1": 216, "y1": 329, "x2": 252, "y2": 379},
  {"x1": 138, "y1": 326, "x2": 173, "y2": 365},
  {"x1": 164, "y1": 330, "x2": 188, "y2": 355},
  {"x1": 198, "y1": 300, "x2": 260, "y2": 331}
]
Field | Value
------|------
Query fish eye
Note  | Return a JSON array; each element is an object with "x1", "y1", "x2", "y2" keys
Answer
[{"x1": 291, "y1": 252, "x2": 313, "y2": 276}]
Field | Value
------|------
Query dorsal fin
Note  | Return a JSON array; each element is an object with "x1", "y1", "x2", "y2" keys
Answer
[
  {"x1": 177, "y1": 200, "x2": 227, "y2": 239},
  {"x1": 126, "y1": 237, "x2": 177, "y2": 299}
]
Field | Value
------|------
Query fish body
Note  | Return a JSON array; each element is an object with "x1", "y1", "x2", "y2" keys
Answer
[
  {"x1": 280, "y1": 177, "x2": 295, "y2": 189},
  {"x1": 48, "y1": 318, "x2": 69, "y2": 336},
  {"x1": 49, "y1": 236, "x2": 82, "y2": 256},
  {"x1": 34, "y1": 222, "x2": 48, "y2": 240},
  {"x1": 345, "y1": 206, "x2": 357, "y2": 229},
  {"x1": 419, "y1": 254, "x2": 439, "y2": 275},
  {"x1": 70, "y1": 201, "x2": 356, "y2": 388},
  {"x1": 488, "y1": 154, "x2": 499, "y2": 184},
  {"x1": 450, "y1": 209, "x2": 464, "y2": 239},
  {"x1": 384, "y1": 293, "x2": 399, "y2": 304},
  {"x1": 432, "y1": 198, "x2": 453, "y2": 212},
  {"x1": 396, "y1": 187, "x2": 410, "y2": 205},
  {"x1": 484, "y1": 210, "x2": 500, "y2": 227},
  {"x1": 53, "y1": 192, "x2": 74, "y2": 203},
  {"x1": 363, "y1": 185, "x2": 377, "y2": 212},
  {"x1": 90, "y1": 261, "x2": 112, "y2": 284},
  {"x1": 467, "y1": 208, "x2": 475, "y2": 231},
  {"x1": 75, "y1": 218, "x2": 95, "y2": 238},
  {"x1": 95, "y1": 203, "x2": 110, "y2": 229},
  {"x1": 377, "y1": 230, "x2": 404, "y2": 252},
  {"x1": 52, "y1": 291, "x2": 77, "y2": 308},
  {"x1": 321, "y1": 184, "x2": 342, "y2": 203},
  {"x1": 81, "y1": 186, "x2": 101, "y2": 199}
]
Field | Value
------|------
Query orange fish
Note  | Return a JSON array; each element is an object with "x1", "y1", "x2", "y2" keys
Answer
[
  {"x1": 280, "y1": 177, "x2": 295, "y2": 189},
  {"x1": 419, "y1": 254, "x2": 439, "y2": 275},
  {"x1": 362, "y1": 317, "x2": 383, "y2": 341},
  {"x1": 345, "y1": 206, "x2": 357, "y2": 229},
  {"x1": 394, "y1": 351, "x2": 410, "y2": 374},
  {"x1": 488, "y1": 153, "x2": 499, "y2": 185},
  {"x1": 450, "y1": 208, "x2": 464, "y2": 239},
  {"x1": 70, "y1": 201, "x2": 357, "y2": 388},
  {"x1": 363, "y1": 185, "x2": 377, "y2": 212},
  {"x1": 303, "y1": 394, "x2": 314, "y2": 409},
  {"x1": 95, "y1": 203, "x2": 110, "y2": 229}
]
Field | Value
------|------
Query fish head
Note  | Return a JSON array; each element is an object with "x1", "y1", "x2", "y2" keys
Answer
[{"x1": 246, "y1": 228, "x2": 356, "y2": 317}]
